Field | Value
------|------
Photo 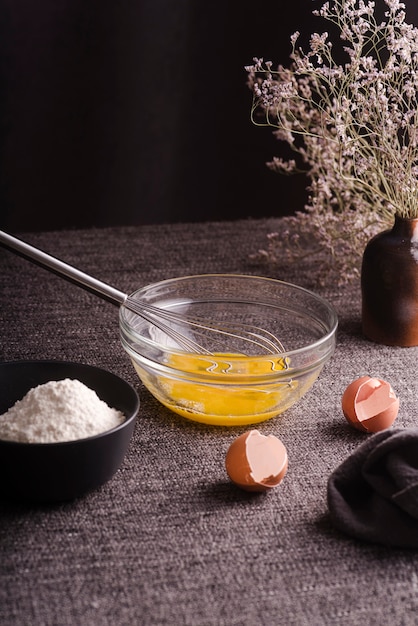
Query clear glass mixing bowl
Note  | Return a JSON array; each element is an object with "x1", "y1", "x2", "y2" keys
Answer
[{"x1": 119, "y1": 274, "x2": 338, "y2": 426}]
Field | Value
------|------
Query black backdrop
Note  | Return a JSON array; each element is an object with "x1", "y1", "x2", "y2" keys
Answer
[{"x1": 1, "y1": 1, "x2": 417, "y2": 231}]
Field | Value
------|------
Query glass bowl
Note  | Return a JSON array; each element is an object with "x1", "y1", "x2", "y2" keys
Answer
[{"x1": 119, "y1": 274, "x2": 338, "y2": 426}]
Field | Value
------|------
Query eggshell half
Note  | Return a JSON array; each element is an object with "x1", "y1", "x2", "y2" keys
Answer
[
  {"x1": 225, "y1": 429, "x2": 288, "y2": 492},
  {"x1": 342, "y1": 376, "x2": 399, "y2": 433}
]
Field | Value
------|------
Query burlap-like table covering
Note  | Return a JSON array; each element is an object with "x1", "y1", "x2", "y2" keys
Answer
[{"x1": 1, "y1": 219, "x2": 418, "y2": 625}]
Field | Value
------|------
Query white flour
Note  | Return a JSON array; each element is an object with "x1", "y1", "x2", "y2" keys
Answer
[{"x1": 0, "y1": 378, "x2": 125, "y2": 443}]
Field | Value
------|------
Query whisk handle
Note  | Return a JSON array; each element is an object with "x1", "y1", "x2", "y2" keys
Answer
[{"x1": 0, "y1": 230, "x2": 128, "y2": 307}]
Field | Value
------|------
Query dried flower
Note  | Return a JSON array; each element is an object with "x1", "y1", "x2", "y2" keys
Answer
[{"x1": 247, "y1": 0, "x2": 418, "y2": 283}]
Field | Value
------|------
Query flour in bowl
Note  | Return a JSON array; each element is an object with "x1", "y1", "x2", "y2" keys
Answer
[{"x1": 0, "y1": 378, "x2": 125, "y2": 443}]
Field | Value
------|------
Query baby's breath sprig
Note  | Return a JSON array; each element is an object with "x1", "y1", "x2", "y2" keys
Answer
[{"x1": 247, "y1": 0, "x2": 418, "y2": 283}]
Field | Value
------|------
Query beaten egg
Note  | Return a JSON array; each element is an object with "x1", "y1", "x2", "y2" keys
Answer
[{"x1": 133, "y1": 352, "x2": 302, "y2": 426}]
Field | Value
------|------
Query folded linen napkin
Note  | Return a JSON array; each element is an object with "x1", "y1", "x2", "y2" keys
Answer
[{"x1": 327, "y1": 428, "x2": 418, "y2": 548}]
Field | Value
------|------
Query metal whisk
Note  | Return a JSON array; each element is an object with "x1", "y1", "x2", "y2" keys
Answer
[{"x1": 0, "y1": 230, "x2": 285, "y2": 355}]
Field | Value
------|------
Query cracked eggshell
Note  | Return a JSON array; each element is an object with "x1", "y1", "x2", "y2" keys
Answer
[
  {"x1": 225, "y1": 429, "x2": 288, "y2": 492},
  {"x1": 342, "y1": 375, "x2": 399, "y2": 433}
]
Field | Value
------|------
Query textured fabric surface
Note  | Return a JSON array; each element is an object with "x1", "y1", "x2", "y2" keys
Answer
[
  {"x1": 1, "y1": 219, "x2": 418, "y2": 626},
  {"x1": 328, "y1": 428, "x2": 418, "y2": 548}
]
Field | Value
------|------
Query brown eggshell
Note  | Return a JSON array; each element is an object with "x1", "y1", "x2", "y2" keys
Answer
[
  {"x1": 342, "y1": 376, "x2": 399, "y2": 433},
  {"x1": 225, "y1": 429, "x2": 288, "y2": 492}
]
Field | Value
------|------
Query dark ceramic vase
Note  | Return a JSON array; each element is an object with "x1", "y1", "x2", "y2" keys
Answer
[{"x1": 361, "y1": 215, "x2": 418, "y2": 346}]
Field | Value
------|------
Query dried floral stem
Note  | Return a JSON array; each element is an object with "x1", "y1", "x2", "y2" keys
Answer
[{"x1": 246, "y1": 0, "x2": 418, "y2": 283}]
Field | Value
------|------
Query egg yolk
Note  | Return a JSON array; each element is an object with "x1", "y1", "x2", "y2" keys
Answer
[{"x1": 134, "y1": 352, "x2": 301, "y2": 426}]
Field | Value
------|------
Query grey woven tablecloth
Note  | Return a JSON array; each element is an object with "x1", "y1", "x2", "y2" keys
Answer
[{"x1": 1, "y1": 219, "x2": 418, "y2": 626}]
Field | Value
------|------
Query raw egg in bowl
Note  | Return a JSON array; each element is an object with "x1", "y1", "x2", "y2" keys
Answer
[{"x1": 119, "y1": 274, "x2": 338, "y2": 426}]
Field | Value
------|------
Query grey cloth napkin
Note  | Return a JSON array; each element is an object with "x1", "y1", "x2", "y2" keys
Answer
[{"x1": 327, "y1": 428, "x2": 418, "y2": 548}]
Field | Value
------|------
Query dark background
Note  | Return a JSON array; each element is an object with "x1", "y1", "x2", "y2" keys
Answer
[{"x1": 1, "y1": 1, "x2": 418, "y2": 232}]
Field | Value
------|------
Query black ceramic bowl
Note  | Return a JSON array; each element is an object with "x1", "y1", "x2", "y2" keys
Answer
[{"x1": 0, "y1": 360, "x2": 140, "y2": 503}]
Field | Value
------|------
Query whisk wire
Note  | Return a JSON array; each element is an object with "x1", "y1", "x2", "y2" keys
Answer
[
  {"x1": 125, "y1": 297, "x2": 285, "y2": 354},
  {"x1": 124, "y1": 300, "x2": 213, "y2": 354}
]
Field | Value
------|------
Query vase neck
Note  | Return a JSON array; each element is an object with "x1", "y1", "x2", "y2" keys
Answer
[{"x1": 393, "y1": 214, "x2": 418, "y2": 241}]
